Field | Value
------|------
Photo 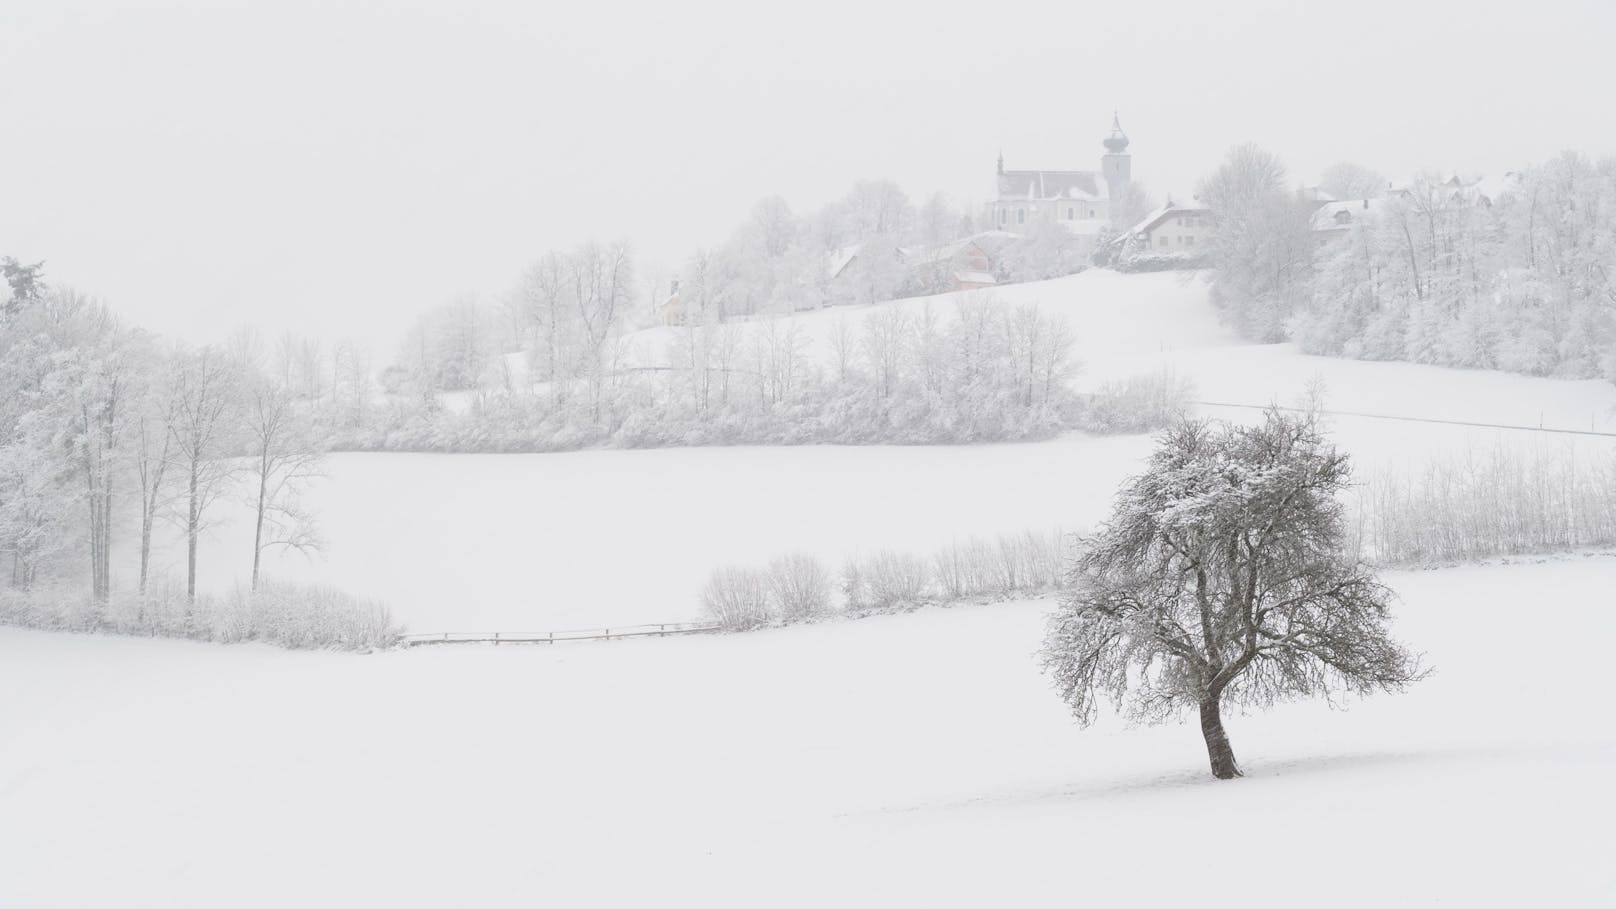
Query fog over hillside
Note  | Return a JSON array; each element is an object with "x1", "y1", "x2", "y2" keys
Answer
[
  {"x1": 5, "y1": 1, "x2": 1615, "y2": 353},
  {"x1": 3, "y1": 3, "x2": 1614, "y2": 906}
]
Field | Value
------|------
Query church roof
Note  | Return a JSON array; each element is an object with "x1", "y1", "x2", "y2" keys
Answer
[{"x1": 997, "y1": 170, "x2": 1107, "y2": 202}]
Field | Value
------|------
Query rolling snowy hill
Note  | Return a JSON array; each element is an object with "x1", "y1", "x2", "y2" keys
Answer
[
  {"x1": 134, "y1": 269, "x2": 1616, "y2": 632},
  {"x1": 2, "y1": 556, "x2": 1612, "y2": 907}
]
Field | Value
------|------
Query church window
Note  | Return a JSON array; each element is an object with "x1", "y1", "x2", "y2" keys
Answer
[
  {"x1": 1018, "y1": 209, "x2": 1025, "y2": 225},
  {"x1": 1067, "y1": 207, "x2": 1074, "y2": 220}
]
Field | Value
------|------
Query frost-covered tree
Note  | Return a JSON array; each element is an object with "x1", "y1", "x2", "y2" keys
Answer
[
  {"x1": 164, "y1": 345, "x2": 243, "y2": 603},
  {"x1": 1318, "y1": 161, "x2": 1388, "y2": 201},
  {"x1": 915, "y1": 192, "x2": 966, "y2": 246},
  {"x1": 240, "y1": 374, "x2": 325, "y2": 590},
  {"x1": 130, "y1": 344, "x2": 176, "y2": 595},
  {"x1": 1, "y1": 257, "x2": 46, "y2": 318},
  {"x1": 842, "y1": 179, "x2": 915, "y2": 239},
  {"x1": 1042, "y1": 411, "x2": 1424, "y2": 779},
  {"x1": 1296, "y1": 152, "x2": 1616, "y2": 379},
  {"x1": 1107, "y1": 179, "x2": 1157, "y2": 233},
  {"x1": 997, "y1": 218, "x2": 1090, "y2": 283},
  {"x1": 1199, "y1": 145, "x2": 1317, "y2": 341}
]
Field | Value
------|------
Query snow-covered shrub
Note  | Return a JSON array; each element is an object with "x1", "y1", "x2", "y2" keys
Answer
[
  {"x1": 0, "y1": 581, "x2": 401, "y2": 651},
  {"x1": 845, "y1": 550, "x2": 932, "y2": 612},
  {"x1": 701, "y1": 566, "x2": 773, "y2": 631},
  {"x1": 930, "y1": 530, "x2": 1066, "y2": 599},
  {"x1": 229, "y1": 582, "x2": 401, "y2": 650},
  {"x1": 1113, "y1": 252, "x2": 1210, "y2": 273},
  {"x1": 993, "y1": 529, "x2": 1067, "y2": 594},
  {"x1": 706, "y1": 528, "x2": 1076, "y2": 633},
  {"x1": 336, "y1": 297, "x2": 1085, "y2": 453},
  {"x1": 765, "y1": 554, "x2": 833, "y2": 622},
  {"x1": 1080, "y1": 370, "x2": 1196, "y2": 434},
  {"x1": 932, "y1": 537, "x2": 997, "y2": 599},
  {"x1": 1355, "y1": 446, "x2": 1616, "y2": 565}
]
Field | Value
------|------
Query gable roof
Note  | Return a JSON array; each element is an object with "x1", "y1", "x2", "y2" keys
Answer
[
  {"x1": 997, "y1": 170, "x2": 1107, "y2": 202},
  {"x1": 1311, "y1": 199, "x2": 1385, "y2": 232},
  {"x1": 826, "y1": 244, "x2": 861, "y2": 279},
  {"x1": 1126, "y1": 201, "x2": 1211, "y2": 238}
]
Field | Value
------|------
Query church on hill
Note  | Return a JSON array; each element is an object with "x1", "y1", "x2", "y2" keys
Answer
[{"x1": 988, "y1": 114, "x2": 1134, "y2": 257}]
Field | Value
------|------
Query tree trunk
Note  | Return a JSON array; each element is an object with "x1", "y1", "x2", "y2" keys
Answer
[
  {"x1": 138, "y1": 510, "x2": 153, "y2": 596},
  {"x1": 251, "y1": 464, "x2": 268, "y2": 591},
  {"x1": 1199, "y1": 696, "x2": 1242, "y2": 780},
  {"x1": 186, "y1": 461, "x2": 199, "y2": 605}
]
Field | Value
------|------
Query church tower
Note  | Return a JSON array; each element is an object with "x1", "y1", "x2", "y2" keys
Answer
[{"x1": 1101, "y1": 112, "x2": 1131, "y2": 195}]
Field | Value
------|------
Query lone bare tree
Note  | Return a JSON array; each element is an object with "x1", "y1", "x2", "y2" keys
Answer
[
  {"x1": 241, "y1": 375, "x2": 325, "y2": 590},
  {"x1": 165, "y1": 346, "x2": 241, "y2": 603},
  {"x1": 1042, "y1": 410, "x2": 1424, "y2": 779}
]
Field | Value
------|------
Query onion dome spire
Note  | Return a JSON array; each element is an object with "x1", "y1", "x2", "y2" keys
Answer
[{"x1": 1103, "y1": 111, "x2": 1130, "y2": 153}]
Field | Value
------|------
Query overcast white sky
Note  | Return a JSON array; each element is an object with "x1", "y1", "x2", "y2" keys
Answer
[{"x1": 3, "y1": 0, "x2": 1613, "y2": 359}]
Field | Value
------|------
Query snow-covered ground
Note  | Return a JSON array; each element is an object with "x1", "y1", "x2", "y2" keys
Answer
[
  {"x1": 18, "y1": 269, "x2": 1616, "y2": 905},
  {"x1": 137, "y1": 270, "x2": 1616, "y2": 632},
  {"x1": 3, "y1": 555, "x2": 1613, "y2": 907}
]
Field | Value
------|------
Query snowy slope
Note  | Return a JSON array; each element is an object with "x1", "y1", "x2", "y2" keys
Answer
[
  {"x1": 135, "y1": 269, "x2": 1616, "y2": 632},
  {"x1": 621, "y1": 269, "x2": 1616, "y2": 431},
  {"x1": 3, "y1": 556, "x2": 1612, "y2": 907}
]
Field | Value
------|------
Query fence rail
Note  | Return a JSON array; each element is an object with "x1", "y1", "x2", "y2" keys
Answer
[
  {"x1": 401, "y1": 622, "x2": 720, "y2": 647},
  {"x1": 1194, "y1": 400, "x2": 1616, "y2": 438}
]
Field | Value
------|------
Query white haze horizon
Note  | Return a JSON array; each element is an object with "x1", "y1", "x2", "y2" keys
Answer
[{"x1": 4, "y1": 0, "x2": 1613, "y2": 360}]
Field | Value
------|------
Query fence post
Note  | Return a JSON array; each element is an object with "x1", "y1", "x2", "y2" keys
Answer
[{"x1": 494, "y1": 632, "x2": 500, "y2": 646}]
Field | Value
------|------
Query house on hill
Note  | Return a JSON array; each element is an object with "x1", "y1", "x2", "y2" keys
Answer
[
  {"x1": 899, "y1": 236, "x2": 1000, "y2": 296},
  {"x1": 1311, "y1": 198, "x2": 1384, "y2": 238},
  {"x1": 1123, "y1": 200, "x2": 1214, "y2": 253}
]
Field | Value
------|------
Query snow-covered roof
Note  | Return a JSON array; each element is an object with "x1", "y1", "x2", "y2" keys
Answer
[
  {"x1": 1471, "y1": 172, "x2": 1523, "y2": 204},
  {"x1": 966, "y1": 230, "x2": 1019, "y2": 255},
  {"x1": 826, "y1": 244, "x2": 861, "y2": 279},
  {"x1": 899, "y1": 238, "x2": 968, "y2": 265},
  {"x1": 1311, "y1": 199, "x2": 1386, "y2": 232},
  {"x1": 1387, "y1": 171, "x2": 1521, "y2": 208},
  {"x1": 997, "y1": 170, "x2": 1107, "y2": 202},
  {"x1": 1125, "y1": 201, "x2": 1211, "y2": 238}
]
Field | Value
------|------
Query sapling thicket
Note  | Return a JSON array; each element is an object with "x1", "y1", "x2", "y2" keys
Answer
[{"x1": 1042, "y1": 410, "x2": 1424, "y2": 779}]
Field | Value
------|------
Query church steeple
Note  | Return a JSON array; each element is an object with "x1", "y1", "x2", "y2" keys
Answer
[
  {"x1": 996, "y1": 149, "x2": 1004, "y2": 176},
  {"x1": 1103, "y1": 111, "x2": 1130, "y2": 154},
  {"x1": 1101, "y1": 112, "x2": 1132, "y2": 197}
]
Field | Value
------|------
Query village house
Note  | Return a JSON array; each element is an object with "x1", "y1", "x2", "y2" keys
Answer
[
  {"x1": 898, "y1": 234, "x2": 1006, "y2": 295},
  {"x1": 1311, "y1": 198, "x2": 1383, "y2": 238},
  {"x1": 1123, "y1": 199, "x2": 1214, "y2": 253}
]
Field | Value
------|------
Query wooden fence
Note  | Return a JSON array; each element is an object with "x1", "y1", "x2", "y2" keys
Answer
[{"x1": 401, "y1": 622, "x2": 720, "y2": 647}]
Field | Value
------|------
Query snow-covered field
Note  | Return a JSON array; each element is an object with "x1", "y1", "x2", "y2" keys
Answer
[
  {"x1": 16, "y1": 269, "x2": 1616, "y2": 905},
  {"x1": 142, "y1": 270, "x2": 1616, "y2": 632},
  {"x1": 3, "y1": 556, "x2": 1613, "y2": 907}
]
